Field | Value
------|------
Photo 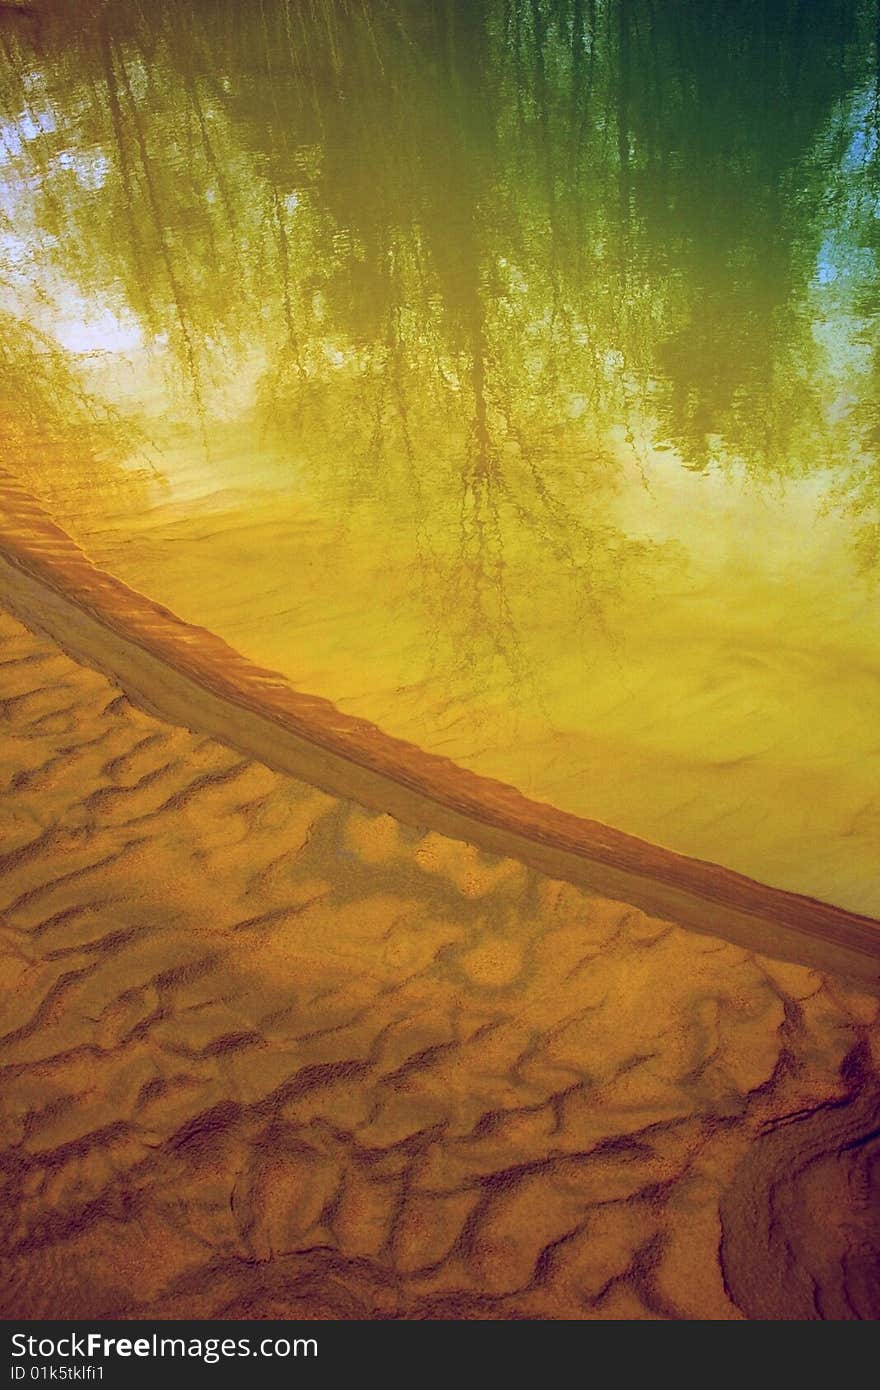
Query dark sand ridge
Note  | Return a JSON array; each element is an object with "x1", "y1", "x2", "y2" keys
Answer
[
  {"x1": 1, "y1": 470, "x2": 878, "y2": 991},
  {"x1": 1, "y1": 604, "x2": 879, "y2": 1318}
]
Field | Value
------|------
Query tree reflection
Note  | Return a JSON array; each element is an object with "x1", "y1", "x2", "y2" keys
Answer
[
  {"x1": 0, "y1": 0, "x2": 878, "y2": 695},
  {"x1": 0, "y1": 306, "x2": 148, "y2": 518}
]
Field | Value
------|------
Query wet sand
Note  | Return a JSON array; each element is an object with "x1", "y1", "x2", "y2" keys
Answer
[
  {"x1": 2, "y1": 470, "x2": 878, "y2": 989},
  {"x1": 1, "y1": 603, "x2": 879, "y2": 1319}
]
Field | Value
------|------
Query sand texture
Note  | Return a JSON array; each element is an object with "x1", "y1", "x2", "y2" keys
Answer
[
  {"x1": 2, "y1": 471, "x2": 878, "y2": 992},
  {"x1": 1, "y1": 608, "x2": 879, "y2": 1320}
]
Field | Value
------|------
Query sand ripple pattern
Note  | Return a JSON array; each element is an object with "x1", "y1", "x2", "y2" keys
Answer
[{"x1": 1, "y1": 611, "x2": 878, "y2": 1319}]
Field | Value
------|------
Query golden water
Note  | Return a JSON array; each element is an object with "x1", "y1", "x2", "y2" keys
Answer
[{"x1": 1, "y1": 0, "x2": 878, "y2": 913}]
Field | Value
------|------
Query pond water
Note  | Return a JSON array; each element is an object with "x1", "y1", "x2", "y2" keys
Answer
[{"x1": 1, "y1": 0, "x2": 878, "y2": 914}]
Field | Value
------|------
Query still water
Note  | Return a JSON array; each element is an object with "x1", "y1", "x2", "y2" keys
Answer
[{"x1": 1, "y1": 0, "x2": 878, "y2": 913}]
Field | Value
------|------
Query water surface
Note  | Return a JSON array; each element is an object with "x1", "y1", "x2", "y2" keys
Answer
[{"x1": 1, "y1": 0, "x2": 879, "y2": 912}]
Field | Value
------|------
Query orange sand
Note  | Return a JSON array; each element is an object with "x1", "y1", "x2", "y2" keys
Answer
[
  {"x1": 1, "y1": 607, "x2": 878, "y2": 1319},
  {"x1": 1, "y1": 470, "x2": 877, "y2": 989}
]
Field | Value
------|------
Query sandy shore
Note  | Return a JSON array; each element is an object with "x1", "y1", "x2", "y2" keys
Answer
[
  {"x1": 1, "y1": 604, "x2": 879, "y2": 1319},
  {"x1": 2, "y1": 470, "x2": 879, "y2": 989}
]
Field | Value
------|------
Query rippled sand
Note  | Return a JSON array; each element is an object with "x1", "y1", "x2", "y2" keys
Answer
[{"x1": 1, "y1": 607, "x2": 878, "y2": 1319}]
